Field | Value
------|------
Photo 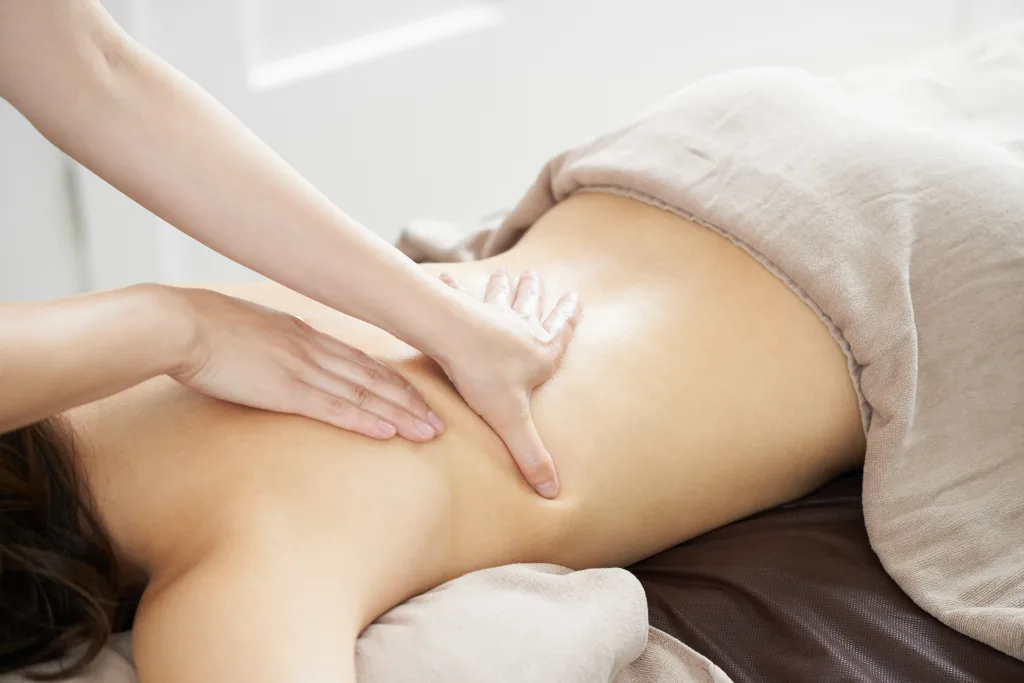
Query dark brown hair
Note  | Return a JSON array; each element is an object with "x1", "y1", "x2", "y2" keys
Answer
[{"x1": 0, "y1": 418, "x2": 120, "y2": 679}]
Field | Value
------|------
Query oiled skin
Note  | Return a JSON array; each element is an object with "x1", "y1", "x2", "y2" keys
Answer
[{"x1": 67, "y1": 193, "x2": 865, "y2": 682}]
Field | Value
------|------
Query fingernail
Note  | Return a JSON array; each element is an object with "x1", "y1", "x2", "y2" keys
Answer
[
  {"x1": 535, "y1": 479, "x2": 559, "y2": 499},
  {"x1": 426, "y1": 410, "x2": 445, "y2": 433},
  {"x1": 375, "y1": 421, "x2": 397, "y2": 438},
  {"x1": 415, "y1": 419, "x2": 436, "y2": 439}
]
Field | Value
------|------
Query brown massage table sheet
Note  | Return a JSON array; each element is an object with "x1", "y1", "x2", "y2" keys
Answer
[{"x1": 629, "y1": 469, "x2": 1024, "y2": 683}]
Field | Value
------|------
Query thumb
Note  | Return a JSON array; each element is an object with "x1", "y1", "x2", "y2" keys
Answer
[{"x1": 494, "y1": 398, "x2": 560, "y2": 499}]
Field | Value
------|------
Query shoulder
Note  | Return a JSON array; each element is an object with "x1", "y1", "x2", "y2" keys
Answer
[{"x1": 132, "y1": 529, "x2": 361, "y2": 682}]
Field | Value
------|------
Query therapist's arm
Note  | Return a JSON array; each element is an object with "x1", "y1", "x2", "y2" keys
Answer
[
  {"x1": 0, "y1": 284, "x2": 436, "y2": 438},
  {"x1": 0, "y1": 1, "x2": 580, "y2": 497}
]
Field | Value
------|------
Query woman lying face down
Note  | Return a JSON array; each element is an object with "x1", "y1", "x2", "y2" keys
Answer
[{"x1": 0, "y1": 193, "x2": 866, "y2": 682}]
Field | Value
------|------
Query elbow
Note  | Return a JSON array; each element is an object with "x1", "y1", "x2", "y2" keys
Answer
[
  {"x1": 73, "y1": 2, "x2": 142, "y2": 98},
  {"x1": 0, "y1": 0, "x2": 140, "y2": 115}
]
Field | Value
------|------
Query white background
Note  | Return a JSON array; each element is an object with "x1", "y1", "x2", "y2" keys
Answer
[{"x1": 2, "y1": 0, "x2": 1023, "y2": 300}]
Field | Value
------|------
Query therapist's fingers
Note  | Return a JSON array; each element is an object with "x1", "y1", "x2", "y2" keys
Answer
[
  {"x1": 484, "y1": 268, "x2": 513, "y2": 307},
  {"x1": 307, "y1": 329, "x2": 443, "y2": 433},
  {"x1": 439, "y1": 272, "x2": 465, "y2": 293},
  {"x1": 291, "y1": 380, "x2": 399, "y2": 439},
  {"x1": 542, "y1": 292, "x2": 582, "y2": 361},
  {"x1": 512, "y1": 271, "x2": 542, "y2": 323},
  {"x1": 299, "y1": 368, "x2": 439, "y2": 442},
  {"x1": 492, "y1": 397, "x2": 560, "y2": 498},
  {"x1": 168, "y1": 287, "x2": 445, "y2": 441}
]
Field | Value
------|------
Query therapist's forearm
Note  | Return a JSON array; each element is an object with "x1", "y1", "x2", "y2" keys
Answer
[
  {"x1": 0, "y1": 1, "x2": 469, "y2": 362},
  {"x1": 0, "y1": 284, "x2": 192, "y2": 433}
]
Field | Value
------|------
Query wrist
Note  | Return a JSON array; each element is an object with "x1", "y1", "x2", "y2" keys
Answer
[
  {"x1": 391, "y1": 275, "x2": 478, "y2": 367},
  {"x1": 129, "y1": 283, "x2": 202, "y2": 377}
]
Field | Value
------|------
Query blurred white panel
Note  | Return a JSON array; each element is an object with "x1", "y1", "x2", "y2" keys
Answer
[
  {"x1": 249, "y1": 0, "x2": 494, "y2": 63},
  {"x1": 249, "y1": 4, "x2": 505, "y2": 90}
]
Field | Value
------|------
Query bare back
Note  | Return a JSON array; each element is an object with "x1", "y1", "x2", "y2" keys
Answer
[{"x1": 67, "y1": 193, "x2": 864, "y2": 681}]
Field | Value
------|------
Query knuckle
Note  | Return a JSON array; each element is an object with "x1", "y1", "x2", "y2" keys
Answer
[
  {"x1": 297, "y1": 344, "x2": 320, "y2": 366},
  {"x1": 324, "y1": 396, "x2": 355, "y2": 420},
  {"x1": 351, "y1": 384, "x2": 373, "y2": 409},
  {"x1": 363, "y1": 366, "x2": 387, "y2": 384}
]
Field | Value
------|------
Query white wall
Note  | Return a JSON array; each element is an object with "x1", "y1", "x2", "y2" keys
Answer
[
  {"x1": 3, "y1": 0, "x2": 1023, "y2": 299},
  {"x1": 0, "y1": 101, "x2": 82, "y2": 301}
]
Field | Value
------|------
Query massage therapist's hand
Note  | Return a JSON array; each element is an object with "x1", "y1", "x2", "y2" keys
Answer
[
  {"x1": 437, "y1": 269, "x2": 582, "y2": 499},
  {"x1": 167, "y1": 287, "x2": 442, "y2": 442}
]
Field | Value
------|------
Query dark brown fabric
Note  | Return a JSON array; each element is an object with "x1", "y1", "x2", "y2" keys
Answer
[{"x1": 629, "y1": 470, "x2": 1024, "y2": 683}]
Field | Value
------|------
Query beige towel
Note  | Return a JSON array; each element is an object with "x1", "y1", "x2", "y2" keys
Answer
[
  {"x1": 400, "y1": 24, "x2": 1024, "y2": 660},
  {"x1": 356, "y1": 564, "x2": 647, "y2": 682},
  {"x1": 357, "y1": 564, "x2": 727, "y2": 683}
]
